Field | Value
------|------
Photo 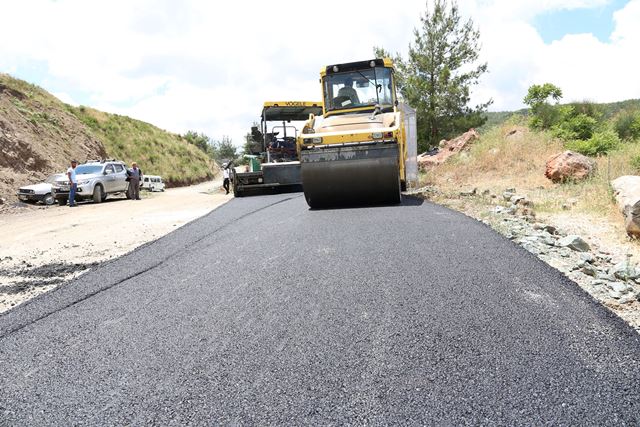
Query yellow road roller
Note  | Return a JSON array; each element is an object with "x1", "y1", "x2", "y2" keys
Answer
[{"x1": 298, "y1": 58, "x2": 417, "y2": 208}]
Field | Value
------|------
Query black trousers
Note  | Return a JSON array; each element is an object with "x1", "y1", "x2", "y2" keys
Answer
[{"x1": 223, "y1": 178, "x2": 230, "y2": 193}]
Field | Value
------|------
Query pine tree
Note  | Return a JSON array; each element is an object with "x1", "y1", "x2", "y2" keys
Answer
[{"x1": 377, "y1": 0, "x2": 491, "y2": 151}]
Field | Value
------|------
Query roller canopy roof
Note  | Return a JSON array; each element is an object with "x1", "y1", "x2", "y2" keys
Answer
[{"x1": 262, "y1": 102, "x2": 323, "y2": 121}]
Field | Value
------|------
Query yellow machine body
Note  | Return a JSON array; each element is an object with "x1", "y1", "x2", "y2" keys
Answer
[{"x1": 298, "y1": 58, "x2": 416, "y2": 208}]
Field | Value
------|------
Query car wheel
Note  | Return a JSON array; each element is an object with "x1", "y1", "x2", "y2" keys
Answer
[
  {"x1": 93, "y1": 185, "x2": 104, "y2": 203},
  {"x1": 43, "y1": 193, "x2": 54, "y2": 205}
]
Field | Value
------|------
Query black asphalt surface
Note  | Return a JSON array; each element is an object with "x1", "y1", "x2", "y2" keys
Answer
[{"x1": 1, "y1": 193, "x2": 639, "y2": 425}]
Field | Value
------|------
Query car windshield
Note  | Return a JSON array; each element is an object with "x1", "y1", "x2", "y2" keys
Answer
[
  {"x1": 75, "y1": 165, "x2": 103, "y2": 175},
  {"x1": 45, "y1": 175, "x2": 60, "y2": 183},
  {"x1": 323, "y1": 67, "x2": 394, "y2": 112}
]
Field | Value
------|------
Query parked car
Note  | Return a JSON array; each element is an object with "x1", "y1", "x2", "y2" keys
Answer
[
  {"x1": 141, "y1": 175, "x2": 165, "y2": 192},
  {"x1": 16, "y1": 174, "x2": 64, "y2": 205},
  {"x1": 52, "y1": 160, "x2": 129, "y2": 205}
]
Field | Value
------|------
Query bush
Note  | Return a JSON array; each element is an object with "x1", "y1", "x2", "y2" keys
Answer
[
  {"x1": 565, "y1": 129, "x2": 620, "y2": 156},
  {"x1": 568, "y1": 101, "x2": 603, "y2": 121},
  {"x1": 631, "y1": 154, "x2": 640, "y2": 172},
  {"x1": 551, "y1": 113, "x2": 598, "y2": 141},
  {"x1": 614, "y1": 109, "x2": 640, "y2": 141}
]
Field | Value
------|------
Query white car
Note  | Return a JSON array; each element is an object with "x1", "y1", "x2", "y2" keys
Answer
[
  {"x1": 16, "y1": 174, "x2": 64, "y2": 205},
  {"x1": 141, "y1": 175, "x2": 165, "y2": 192}
]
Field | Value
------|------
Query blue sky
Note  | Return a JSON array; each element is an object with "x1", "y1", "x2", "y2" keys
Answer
[
  {"x1": 533, "y1": 0, "x2": 629, "y2": 43},
  {"x1": 1, "y1": 0, "x2": 639, "y2": 145}
]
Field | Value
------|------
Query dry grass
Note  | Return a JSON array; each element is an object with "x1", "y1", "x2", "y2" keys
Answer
[
  {"x1": 421, "y1": 122, "x2": 640, "y2": 260},
  {"x1": 423, "y1": 122, "x2": 640, "y2": 219}
]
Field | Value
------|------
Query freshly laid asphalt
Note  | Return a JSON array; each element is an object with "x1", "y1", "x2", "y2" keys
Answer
[{"x1": 1, "y1": 193, "x2": 639, "y2": 425}]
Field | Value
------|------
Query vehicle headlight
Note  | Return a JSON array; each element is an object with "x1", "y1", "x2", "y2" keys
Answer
[
  {"x1": 78, "y1": 180, "x2": 91, "y2": 186},
  {"x1": 304, "y1": 137, "x2": 323, "y2": 144},
  {"x1": 371, "y1": 132, "x2": 383, "y2": 139}
]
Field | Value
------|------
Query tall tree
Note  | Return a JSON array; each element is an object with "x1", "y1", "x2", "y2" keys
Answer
[
  {"x1": 211, "y1": 136, "x2": 237, "y2": 161},
  {"x1": 183, "y1": 131, "x2": 213, "y2": 157},
  {"x1": 377, "y1": 0, "x2": 491, "y2": 151}
]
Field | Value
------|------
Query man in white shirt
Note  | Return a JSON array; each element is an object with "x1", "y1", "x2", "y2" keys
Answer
[
  {"x1": 67, "y1": 160, "x2": 78, "y2": 207},
  {"x1": 222, "y1": 163, "x2": 231, "y2": 195}
]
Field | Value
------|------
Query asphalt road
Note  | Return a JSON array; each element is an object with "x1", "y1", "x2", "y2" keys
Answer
[{"x1": 1, "y1": 193, "x2": 639, "y2": 425}]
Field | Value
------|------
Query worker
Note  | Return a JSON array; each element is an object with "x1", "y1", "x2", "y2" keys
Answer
[
  {"x1": 337, "y1": 77, "x2": 360, "y2": 106},
  {"x1": 127, "y1": 162, "x2": 143, "y2": 200},
  {"x1": 67, "y1": 159, "x2": 78, "y2": 207},
  {"x1": 222, "y1": 163, "x2": 231, "y2": 194}
]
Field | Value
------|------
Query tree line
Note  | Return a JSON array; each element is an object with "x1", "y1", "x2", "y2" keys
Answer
[{"x1": 183, "y1": 131, "x2": 238, "y2": 163}]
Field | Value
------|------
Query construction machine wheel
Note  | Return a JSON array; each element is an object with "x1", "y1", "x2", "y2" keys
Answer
[{"x1": 301, "y1": 143, "x2": 401, "y2": 208}]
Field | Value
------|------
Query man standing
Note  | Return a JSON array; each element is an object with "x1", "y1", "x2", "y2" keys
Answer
[
  {"x1": 128, "y1": 162, "x2": 143, "y2": 200},
  {"x1": 67, "y1": 160, "x2": 78, "y2": 207},
  {"x1": 222, "y1": 163, "x2": 231, "y2": 195}
]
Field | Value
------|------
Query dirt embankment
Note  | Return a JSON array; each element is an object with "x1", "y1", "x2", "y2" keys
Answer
[{"x1": 0, "y1": 76, "x2": 107, "y2": 205}]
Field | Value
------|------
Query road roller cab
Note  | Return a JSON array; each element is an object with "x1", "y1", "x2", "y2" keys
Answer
[{"x1": 298, "y1": 58, "x2": 417, "y2": 208}]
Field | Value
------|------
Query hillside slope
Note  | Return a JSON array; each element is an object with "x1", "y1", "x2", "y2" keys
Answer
[
  {"x1": 69, "y1": 107, "x2": 218, "y2": 186},
  {"x1": 0, "y1": 74, "x2": 106, "y2": 203},
  {"x1": 0, "y1": 74, "x2": 218, "y2": 205}
]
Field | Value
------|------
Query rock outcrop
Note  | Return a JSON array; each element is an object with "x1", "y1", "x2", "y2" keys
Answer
[
  {"x1": 544, "y1": 151, "x2": 594, "y2": 183},
  {"x1": 611, "y1": 176, "x2": 640, "y2": 238},
  {"x1": 417, "y1": 129, "x2": 479, "y2": 169},
  {"x1": 504, "y1": 126, "x2": 526, "y2": 141}
]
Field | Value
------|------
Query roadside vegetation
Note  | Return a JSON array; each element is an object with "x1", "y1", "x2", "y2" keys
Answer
[
  {"x1": 183, "y1": 131, "x2": 238, "y2": 164},
  {"x1": 423, "y1": 119, "x2": 640, "y2": 218},
  {"x1": 420, "y1": 82, "x2": 640, "y2": 245}
]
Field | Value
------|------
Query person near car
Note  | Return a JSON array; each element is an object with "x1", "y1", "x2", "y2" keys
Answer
[
  {"x1": 127, "y1": 162, "x2": 143, "y2": 200},
  {"x1": 222, "y1": 163, "x2": 231, "y2": 194},
  {"x1": 67, "y1": 160, "x2": 78, "y2": 207}
]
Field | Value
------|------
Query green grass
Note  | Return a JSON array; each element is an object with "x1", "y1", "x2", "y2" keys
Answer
[{"x1": 69, "y1": 107, "x2": 216, "y2": 185}]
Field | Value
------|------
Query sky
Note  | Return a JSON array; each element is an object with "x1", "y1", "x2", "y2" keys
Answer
[{"x1": 1, "y1": 0, "x2": 639, "y2": 147}]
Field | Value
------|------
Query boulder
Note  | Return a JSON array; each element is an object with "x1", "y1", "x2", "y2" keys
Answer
[
  {"x1": 558, "y1": 235, "x2": 590, "y2": 252},
  {"x1": 504, "y1": 126, "x2": 526, "y2": 141},
  {"x1": 611, "y1": 176, "x2": 640, "y2": 238},
  {"x1": 417, "y1": 129, "x2": 480, "y2": 169},
  {"x1": 545, "y1": 151, "x2": 595, "y2": 183}
]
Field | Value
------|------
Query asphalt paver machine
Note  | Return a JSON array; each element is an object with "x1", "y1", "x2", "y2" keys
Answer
[{"x1": 233, "y1": 101, "x2": 323, "y2": 197}]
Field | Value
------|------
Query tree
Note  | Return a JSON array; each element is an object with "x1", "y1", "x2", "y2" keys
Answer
[
  {"x1": 523, "y1": 83, "x2": 564, "y2": 130},
  {"x1": 211, "y1": 136, "x2": 237, "y2": 161},
  {"x1": 184, "y1": 131, "x2": 213, "y2": 157},
  {"x1": 376, "y1": 0, "x2": 492, "y2": 151}
]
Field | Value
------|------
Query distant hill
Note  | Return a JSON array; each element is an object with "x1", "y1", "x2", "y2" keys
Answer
[
  {"x1": 0, "y1": 74, "x2": 218, "y2": 204},
  {"x1": 481, "y1": 99, "x2": 640, "y2": 131}
]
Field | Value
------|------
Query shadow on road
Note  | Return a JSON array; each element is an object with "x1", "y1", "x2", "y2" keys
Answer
[{"x1": 307, "y1": 194, "x2": 424, "y2": 211}]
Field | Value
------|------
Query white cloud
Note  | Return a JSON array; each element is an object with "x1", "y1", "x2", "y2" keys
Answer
[{"x1": 1, "y1": 0, "x2": 639, "y2": 144}]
